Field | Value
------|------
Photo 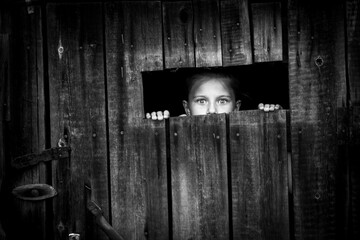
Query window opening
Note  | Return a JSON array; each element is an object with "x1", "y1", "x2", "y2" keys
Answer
[{"x1": 142, "y1": 62, "x2": 289, "y2": 117}]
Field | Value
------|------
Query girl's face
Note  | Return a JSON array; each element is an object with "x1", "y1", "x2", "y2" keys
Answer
[{"x1": 183, "y1": 78, "x2": 241, "y2": 116}]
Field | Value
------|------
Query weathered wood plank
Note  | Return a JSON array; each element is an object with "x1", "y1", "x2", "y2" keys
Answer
[
  {"x1": 0, "y1": 33, "x2": 9, "y2": 240},
  {"x1": 110, "y1": 119, "x2": 168, "y2": 240},
  {"x1": 347, "y1": 0, "x2": 360, "y2": 238},
  {"x1": 170, "y1": 114, "x2": 229, "y2": 240},
  {"x1": 47, "y1": 3, "x2": 108, "y2": 240},
  {"x1": 3, "y1": 5, "x2": 47, "y2": 240},
  {"x1": 220, "y1": 0, "x2": 252, "y2": 66},
  {"x1": 229, "y1": 110, "x2": 289, "y2": 240},
  {"x1": 251, "y1": 2, "x2": 283, "y2": 62},
  {"x1": 193, "y1": 0, "x2": 222, "y2": 67},
  {"x1": 288, "y1": 0, "x2": 347, "y2": 239},
  {"x1": 163, "y1": 1, "x2": 195, "y2": 69},
  {"x1": 106, "y1": 2, "x2": 164, "y2": 239}
]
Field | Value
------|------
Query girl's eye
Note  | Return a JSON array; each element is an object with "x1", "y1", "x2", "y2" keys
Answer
[
  {"x1": 196, "y1": 99, "x2": 207, "y2": 104},
  {"x1": 218, "y1": 99, "x2": 229, "y2": 104}
]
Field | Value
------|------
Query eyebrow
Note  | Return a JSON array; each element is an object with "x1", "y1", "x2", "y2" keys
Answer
[{"x1": 192, "y1": 95, "x2": 232, "y2": 99}]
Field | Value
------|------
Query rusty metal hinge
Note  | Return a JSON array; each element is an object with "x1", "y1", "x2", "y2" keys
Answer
[{"x1": 11, "y1": 146, "x2": 71, "y2": 169}]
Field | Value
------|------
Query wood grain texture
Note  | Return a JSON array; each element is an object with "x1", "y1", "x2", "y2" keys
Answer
[
  {"x1": 0, "y1": 33, "x2": 9, "y2": 240},
  {"x1": 251, "y1": 2, "x2": 283, "y2": 62},
  {"x1": 170, "y1": 114, "x2": 229, "y2": 240},
  {"x1": 347, "y1": 0, "x2": 360, "y2": 107},
  {"x1": 47, "y1": 3, "x2": 108, "y2": 240},
  {"x1": 288, "y1": 0, "x2": 347, "y2": 239},
  {"x1": 0, "y1": 33, "x2": 8, "y2": 189},
  {"x1": 105, "y1": 2, "x2": 165, "y2": 239},
  {"x1": 347, "y1": 0, "x2": 360, "y2": 238},
  {"x1": 163, "y1": 1, "x2": 195, "y2": 69},
  {"x1": 4, "y1": 5, "x2": 48, "y2": 240},
  {"x1": 230, "y1": 110, "x2": 289, "y2": 240},
  {"x1": 110, "y1": 119, "x2": 168, "y2": 240},
  {"x1": 220, "y1": 0, "x2": 252, "y2": 66},
  {"x1": 193, "y1": 0, "x2": 222, "y2": 67}
]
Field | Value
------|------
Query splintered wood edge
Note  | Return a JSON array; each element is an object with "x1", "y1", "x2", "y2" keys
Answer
[{"x1": 12, "y1": 183, "x2": 57, "y2": 201}]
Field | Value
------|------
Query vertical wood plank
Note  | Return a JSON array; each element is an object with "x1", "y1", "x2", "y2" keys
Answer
[
  {"x1": 47, "y1": 3, "x2": 108, "y2": 240},
  {"x1": 170, "y1": 114, "x2": 229, "y2": 240},
  {"x1": 163, "y1": 1, "x2": 195, "y2": 69},
  {"x1": 230, "y1": 110, "x2": 289, "y2": 240},
  {"x1": 4, "y1": 5, "x2": 47, "y2": 240},
  {"x1": 110, "y1": 119, "x2": 168, "y2": 240},
  {"x1": 105, "y1": 2, "x2": 165, "y2": 239},
  {"x1": 288, "y1": 0, "x2": 347, "y2": 239},
  {"x1": 220, "y1": 0, "x2": 252, "y2": 66},
  {"x1": 193, "y1": 0, "x2": 222, "y2": 67},
  {"x1": 347, "y1": 0, "x2": 360, "y2": 238},
  {"x1": 0, "y1": 33, "x2": 9, "y2": 240},
  {"x1": 251, "y1": 2, "x2": 283, "y2": 62}
]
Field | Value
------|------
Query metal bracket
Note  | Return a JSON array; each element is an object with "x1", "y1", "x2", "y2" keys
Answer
[{"x1": 11, "y1": 146, "x2": 71, "y2": 169}]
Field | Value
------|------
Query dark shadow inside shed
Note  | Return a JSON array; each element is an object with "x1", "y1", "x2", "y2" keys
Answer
[{"x1": 142, "y1": 62, "x2": 289, "y2": 117}]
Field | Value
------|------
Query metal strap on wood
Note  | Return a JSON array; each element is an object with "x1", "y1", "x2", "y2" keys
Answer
[{"x1": 11, "y1": 146, "x2": 71, "y2": 169}]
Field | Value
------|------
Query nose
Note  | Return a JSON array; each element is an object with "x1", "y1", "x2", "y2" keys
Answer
[{"x1": 207, "y1": 102, "x2": 217, "y2": 114}]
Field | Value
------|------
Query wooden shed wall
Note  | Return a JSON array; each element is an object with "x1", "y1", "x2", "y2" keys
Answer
[{"x1": 0, "y1": 0, "x2": 359, "y2": 240}]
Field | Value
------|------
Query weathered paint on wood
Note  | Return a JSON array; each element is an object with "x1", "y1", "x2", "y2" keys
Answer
[
  {"x1": 193, "y1": 0, "x2": 222, "y2": 67},
  {"x1": 47, "y1": 3, "x2": 108, "y2": 240},
  {"x1": 163, "y1": 1, "x2": 195, "y2": 69},
  {"x1": 251, "y1": 2, "x2": 283, "y2": 62},
  {"x1": 220, "y1": 0, "x2": 252, "y2": 66},
  {"x1": 4, "y1": 5, "x2": 48, "y2": 240},
  {"x1": 229, "y1": 110, "x2": 289, "y2": 240},
  {"x1": 110, "y1": 118, "x2": 168, "y2": 240},
  {"x1": 288, "y1": 0, "x2": 347, "y2": 239},
  {"x1": 170, "y1": 114, "x2": 229, "y2": 240},
  {"x1": 347, "y1": 0, "x2": 360, "y2": 238}
]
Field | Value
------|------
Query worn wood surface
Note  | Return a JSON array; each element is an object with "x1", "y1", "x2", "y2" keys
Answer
[
  {"x1": 347, "y1": 0, "x2": 360, "y2": 238},
  {"x1": 0, "y1": 33, "x2": 9, "y2": 240},
  {"x1": 251, "y1": 2, "x2": 283, "y2": 62},
  {"x1": 170, "y1": 114, "x2": 229, "y2": 240},
  {"x1": 220, "y1": 0, "x2": 252, "y2": 66},
  {"x1": 163, "y1": 1, "x2": 195, "y2": 69},
  {"x1": 230, "y1": 110, "x2": 289, "y2": 240},
  {"x1": 288, "y1": 0, "x2": 347, "y2": 239},
  {"x1": 47, "y1": 3, "x2": 108, "y2": 240},
  {"x1": 110, "y1": 118, "x2": 168, "y2": 240},
  {"x1": 4, "y1": 5, "x2": 48, "y2": 240},
  {"x1": 193, "y1": 0, "x2": 222, "y2": 67}
]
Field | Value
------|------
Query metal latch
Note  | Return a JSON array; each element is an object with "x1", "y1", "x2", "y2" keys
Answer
[{"x1": 11, "y1": 146, "x2": 71, "y2": 169}]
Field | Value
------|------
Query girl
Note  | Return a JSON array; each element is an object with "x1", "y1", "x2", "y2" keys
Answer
[{"x1": 146, "y1": 70, "x2": 280, "y2": 120}]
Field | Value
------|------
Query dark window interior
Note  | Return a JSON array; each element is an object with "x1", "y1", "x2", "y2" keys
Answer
[{"x1": 142, "y1": 62, "x2": 289, "y2": 117}]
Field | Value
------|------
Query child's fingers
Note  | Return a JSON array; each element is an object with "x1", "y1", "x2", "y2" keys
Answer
[
  {"x1": 264, "y1": 104, "x2": 270, "y2": 112},
  {"x1": 258, "y1": 103, "x2": 264, "y2": 110},
  {"x1": 151, "y1": 112, "x2": 157, "y2": 120},
  {"x1": 269, "y1": 104, "x2": 275, "y2": 111},
  {"x1": 157, "y1": 111, "x2": 164, "y2": 120}
]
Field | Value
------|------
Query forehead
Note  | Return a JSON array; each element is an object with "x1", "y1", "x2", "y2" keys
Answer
[{"x1": 190, "y1": 77, "x2": 233, "y2": 95}]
